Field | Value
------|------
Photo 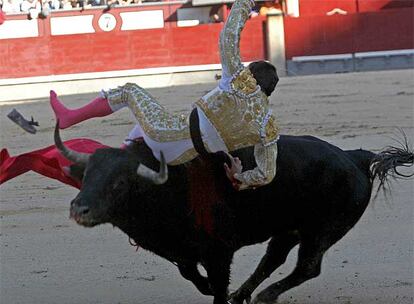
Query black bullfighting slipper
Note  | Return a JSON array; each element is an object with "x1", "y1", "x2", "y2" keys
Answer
[{"x1": 7, "y1": 108, "x2": 39, "y2": 134}]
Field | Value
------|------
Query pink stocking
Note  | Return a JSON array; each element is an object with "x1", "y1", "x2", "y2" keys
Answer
[{"x1": 50, "y1": 90, "x2": 113, "y2": 129}]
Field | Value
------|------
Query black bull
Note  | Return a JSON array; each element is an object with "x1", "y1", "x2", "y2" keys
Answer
[{"x1": 56, "y1": 126, "x2": 413, "y2": 304}]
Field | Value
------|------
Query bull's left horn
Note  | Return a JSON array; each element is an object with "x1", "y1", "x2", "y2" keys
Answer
[
  {"x1": 137, "y1": 151, "x2": 168, "y2": 185},
  {"x1": 54, "y1": 121, "x2": 90, "y2": 165}
]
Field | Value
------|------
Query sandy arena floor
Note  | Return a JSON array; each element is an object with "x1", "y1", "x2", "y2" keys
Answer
[{"x1": 0, "y1": 69, "x2": 413, "y2": 304}]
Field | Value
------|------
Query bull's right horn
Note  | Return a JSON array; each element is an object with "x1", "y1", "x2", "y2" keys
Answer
[
  {"x1": 54, "y1": 121, "x2": 90, "y2": 165},
  {"x1": 137, "y1": 151, "x2": 168, "y2": 185}
]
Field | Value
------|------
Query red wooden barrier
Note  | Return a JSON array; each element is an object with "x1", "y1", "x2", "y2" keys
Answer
[
  {"x1": 358, "y1": 0, "x2": 414, "y2": 12},
  {"x1": 284, "y1": 8, "x2": 414, "y2": 59},
  {"x1": 297, "y1": 0, "x2": 413, "y2": 16},
  {"x1": 1, "y1": 4, "x2": 413, "y2": 80},
  {"x1": 0, "y1": 9, "x2": 266, "y2": 79},
  {"x1": 297, "y1": 0, "x2": 357, "y2": 16}
]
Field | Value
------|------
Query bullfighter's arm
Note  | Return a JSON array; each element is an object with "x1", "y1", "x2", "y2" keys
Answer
[
  {"x1": 219, "y1": 0, "x2": 255, "y2": 91},
  {"x1": 234, "y1": 142, "x2": 278, "y2": 190}
]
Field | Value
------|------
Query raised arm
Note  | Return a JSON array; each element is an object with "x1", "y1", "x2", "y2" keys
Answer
[{"x1": 219, "y1": 0, "x2": 255, "y2": 90}]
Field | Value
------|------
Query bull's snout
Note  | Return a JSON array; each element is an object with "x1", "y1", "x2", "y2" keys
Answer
[
  {"x1": 72, "y1": 205, "x2": 90, "y2": 216},
  {"x1": 69, "y1": 196, "x2": 104, "y2": 227},
  {"x1": 70, "y1": 198, "x2": 91, "y2": 225}
]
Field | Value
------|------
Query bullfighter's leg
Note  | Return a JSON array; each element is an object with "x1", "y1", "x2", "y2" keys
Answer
[
  {"x1": 202, "y1": 243, "x2": 234, "y2": 304},
  {"x1": 178, "y1": 262, "x2": 213, "y2": 296},
  {"x1": 250, "y1": 234, "x2": 337, "y2": 304},
  {"x1": 105, "y1": 83, "x2": 196, "y2": 164},
  {"x1": 50, "y1": 83, "x2": 190, "y2": 145},
  {"x1": 229, "y1": 232, "x2": 300, "y2": 304},
  {"x1": 52, "y1": 83, "x2": 195, "y2": 164},
  {"x1": 50, "y1": 90, "x2": 113, "y2": 129},
  {"x1": 104, "y1": 83, "x2": 190, "y2": 143}
]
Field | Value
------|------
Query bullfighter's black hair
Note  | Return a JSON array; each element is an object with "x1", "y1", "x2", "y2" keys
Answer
[{"x1": 248, "y1": 61, "x2": 279, "y2": 96}]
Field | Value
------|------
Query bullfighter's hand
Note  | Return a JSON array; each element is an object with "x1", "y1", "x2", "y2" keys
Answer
[{"x1": 224, "y1": 154, "x2": 243, "y2": 190}]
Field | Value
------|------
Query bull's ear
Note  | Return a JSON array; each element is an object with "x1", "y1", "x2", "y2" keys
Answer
[{"x1": 63, "y1": 164, "x2": 86, "y2": 182}]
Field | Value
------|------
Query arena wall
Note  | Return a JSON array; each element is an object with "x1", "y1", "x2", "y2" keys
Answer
[
  {"x1": 296, "y1": 0, "x2": 414, "y2": 16},
  {"x1": 0, "y1": 1, "x2": 413, "y2": 101},
  {"x1": 0, "y1": 7, "x2": 265, "y2": 79},
  {"x1": 284, "y1": 8, "x2": 413, "y2": 58},
  {"x1": 283, "y1": 7, "x2": 414, "y2": 75}
]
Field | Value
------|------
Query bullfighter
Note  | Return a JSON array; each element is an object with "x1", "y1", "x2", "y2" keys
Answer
[{"x1": 50, "y1": 0, "x2": 280, "y2": 190}]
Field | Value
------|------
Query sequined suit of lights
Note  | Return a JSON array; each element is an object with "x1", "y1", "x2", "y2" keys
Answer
[{"x1": 103, "y1": 0, "x2": 279, "y2": 189}]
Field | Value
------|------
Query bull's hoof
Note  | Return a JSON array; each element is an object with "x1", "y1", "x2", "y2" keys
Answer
[
  {"x1": 228, "y1": 290, "x2": 251, "y2": 304},
  {"x1": 250, "y1": 294, "x2": 278, "y2": 304}
]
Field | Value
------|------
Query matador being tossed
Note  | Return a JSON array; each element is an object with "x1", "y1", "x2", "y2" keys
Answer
[{"x1": 50, "y1": 0, "x2": 280, "y2": 190}]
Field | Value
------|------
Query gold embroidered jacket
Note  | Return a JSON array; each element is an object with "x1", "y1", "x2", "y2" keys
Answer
[{"x1": 195, "y1": 0, "x2": 279, "y2": 188}]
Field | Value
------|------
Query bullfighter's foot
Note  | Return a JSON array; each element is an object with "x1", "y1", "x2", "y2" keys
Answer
[{"x1": 50, "y1": 90, "x2": 71, "y2": 129}]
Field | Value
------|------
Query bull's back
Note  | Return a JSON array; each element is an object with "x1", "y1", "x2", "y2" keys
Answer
[{"x1": 270, "y1": 136, "x2": 371, "y2": 220}]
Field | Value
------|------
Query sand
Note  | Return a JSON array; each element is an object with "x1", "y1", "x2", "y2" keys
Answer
[{"x1": 0, "y1": 69, "x2": 413, "y2": 304}]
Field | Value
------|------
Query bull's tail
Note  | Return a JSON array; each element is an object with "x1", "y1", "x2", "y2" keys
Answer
[{"x1": 370, "y1": 132, "x2": 414, "y2": 195}]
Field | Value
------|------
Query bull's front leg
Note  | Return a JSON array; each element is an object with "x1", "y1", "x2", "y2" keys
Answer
[
  {"x1": 178, "y1": 262, "x2": 213, "y2": 296},
  {"x1": 202, "y1": 244, "x2": 234, "y2": 304}
]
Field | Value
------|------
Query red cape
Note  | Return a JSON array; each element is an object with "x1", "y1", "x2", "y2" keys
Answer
[
  {"x1": 0, "y1": 139, "x2": 108, "y2": 189},
  {"x1": 0, "y1": 11, "x2": 5, "y2": 25}
]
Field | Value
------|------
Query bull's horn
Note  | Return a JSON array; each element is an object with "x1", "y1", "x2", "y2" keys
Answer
[
  {"x1": 54, "y1": 121, "x2": 90, "y2": 165},
  {"x1": 137, "y1": 151, "x2": 168, "y2": 185}
]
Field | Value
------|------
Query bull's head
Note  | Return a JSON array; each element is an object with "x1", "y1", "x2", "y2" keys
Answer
[{"x1": 54, "y1": 122, "x2": 168, "y2": 227}]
